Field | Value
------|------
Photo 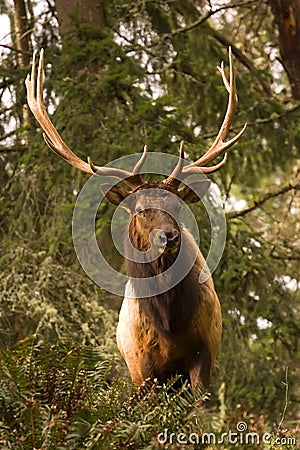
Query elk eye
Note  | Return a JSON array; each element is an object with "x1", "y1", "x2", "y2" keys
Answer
[{"x1": 135, "y1": 206, "x2": 144, "y2": 216}]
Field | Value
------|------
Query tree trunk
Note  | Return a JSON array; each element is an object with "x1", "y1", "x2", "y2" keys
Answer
[
  {"x1": 269, "y1": 0, "x2": 300, "y2": 99},
  {"x1": 13, "y1": 0, "x2": 32, "y2": 141},
  {"x1": 13, "y1": 0, "x2": 30, "y2": 66},
  {"x1": 55, "y1": 0, "x2": 105, "y2": 36}
]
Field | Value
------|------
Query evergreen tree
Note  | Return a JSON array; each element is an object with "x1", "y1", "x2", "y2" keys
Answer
[{"x1": 0, "y1": 0, "x2": 298, "y2": 446}]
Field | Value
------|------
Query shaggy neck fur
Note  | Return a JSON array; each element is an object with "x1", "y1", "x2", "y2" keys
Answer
[{"x1": 125, "y1": 226, "x2": 202, "y2": 337}]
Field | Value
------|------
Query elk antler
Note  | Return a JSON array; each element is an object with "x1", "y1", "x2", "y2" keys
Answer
[
  {"x1": 164, "y1": 47, "x2": 247, "y2": 188},
  {"x1": 26, "y1": 48, "x2": 246, "y2": 192},
  {"x1": 25, "y1": 49, "x2": 146, "y2": 190}
]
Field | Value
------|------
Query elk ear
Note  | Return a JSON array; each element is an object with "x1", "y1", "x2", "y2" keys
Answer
[
  {"x1": 101, "y1": 184, "x2": 131, "y2": 206},
  {"x1": 178, "y1": 180, "x2": 211, "y2": 204}
]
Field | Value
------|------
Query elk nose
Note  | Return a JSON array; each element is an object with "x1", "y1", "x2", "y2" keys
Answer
[
  {"x1": 165, "y1": 229, "x2": 180, "y2": 248},
  {"x1": 152, "y1": 229, "x2": 180, "y2": 249},
  {"x1": 157, "y1": 232, "x2": 168, "y2": 246}
]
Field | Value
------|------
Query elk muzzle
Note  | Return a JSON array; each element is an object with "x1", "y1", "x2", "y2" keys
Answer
[{"x1": 151, "y1": 228, "x2": 180, "y2": 251}]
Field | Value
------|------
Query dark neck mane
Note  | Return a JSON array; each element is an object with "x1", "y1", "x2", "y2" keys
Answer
[{"x1": 125, "y1": 227, "x2": 202, "y2": 336}]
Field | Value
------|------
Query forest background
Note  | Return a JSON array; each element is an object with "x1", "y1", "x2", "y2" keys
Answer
[{"x1": 0, "y1": 0, "x2": 299, "y2": 448}]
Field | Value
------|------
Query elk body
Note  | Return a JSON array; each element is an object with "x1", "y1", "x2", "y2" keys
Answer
[
  {"x1": 25, "y1": 48, "x2": 246, "y2": 388},
  {"x1": 108, "y1": 181, "x2": 222, "y2": 388}
]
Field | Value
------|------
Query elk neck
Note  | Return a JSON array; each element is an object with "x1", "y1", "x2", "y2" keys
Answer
[{"x1": 125, "y1": 226, "x2": 203, "y2": 337}]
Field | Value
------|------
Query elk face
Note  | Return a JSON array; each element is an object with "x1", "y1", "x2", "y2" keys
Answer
[
  {"x1": 129, "y1": 187, "x2": 181, "y2": 255},
  {"x1": 103, "y1": 180, "x2": 211, "y2": 265}
]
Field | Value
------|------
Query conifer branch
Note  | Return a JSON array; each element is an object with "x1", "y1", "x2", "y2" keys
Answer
[
  {"x1": 228, "y1": 181, "x2": 300, "y2": 219},
  {"x1": 166, "y1": 1, "x2": 258, "y2": 39},
  {"x1": 277, "y1": 367, "x2": 289, "y2": 434}
]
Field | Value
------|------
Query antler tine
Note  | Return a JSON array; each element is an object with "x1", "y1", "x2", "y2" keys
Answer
[
  {"x1": 132, "y1": 145, "x2": 148, "y2": 175},
  {"x1": 182, "y1": 153, "x2": 228, "y2": 176},
  {"x1": 163, "y1": 140, "x2": 185, "y2": 188},
  {"x1": 183, "y1": 47, "x2": 247, "y2": 173},
  {"x1": 26, "y1": 50, "x2": 93, "y2": 175},
  {"x1": 25, "y1": 50, "x2": 145, "y2": 189},
  {"x1": 88, "y1": 157, "x2": 145, "y2": 189},
  {"x1": 88, "y1": 144, "x2": 148, "y2": 188}
]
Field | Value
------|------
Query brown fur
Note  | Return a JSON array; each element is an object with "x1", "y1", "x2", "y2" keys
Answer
[{"x1": 111, "y1": 183, "x2": 222, "y2": 388}]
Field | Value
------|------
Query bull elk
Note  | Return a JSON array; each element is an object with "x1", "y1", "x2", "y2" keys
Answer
[{"x1": 25, "y1": 48, "x2": 246, "y2": 389}]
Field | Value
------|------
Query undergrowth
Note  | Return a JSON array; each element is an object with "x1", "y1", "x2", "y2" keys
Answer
[{"x1": 0, "y1": 338, "x2": 297, "y2": 449}]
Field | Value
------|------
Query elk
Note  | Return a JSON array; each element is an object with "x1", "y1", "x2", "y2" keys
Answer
[{"x1": 25, "y1": 48, "x2": 246, "y2": 388}]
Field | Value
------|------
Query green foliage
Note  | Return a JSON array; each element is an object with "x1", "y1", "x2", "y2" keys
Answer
[
  {"x1": 0, "y1": 0, "x2": 299, "y2": 446},
  {"x1": 0, "y1": 338, "x2": 207, "y2": 449},
  {"x1": 0, "y1": 339, "x2": 115, "y2": 449},
  {"x1": 0, "y1": 339, "x2": 297, "y2": 449},
  {"x1": 0, "y1": 246, "x2": 119, "y2": 352}
]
